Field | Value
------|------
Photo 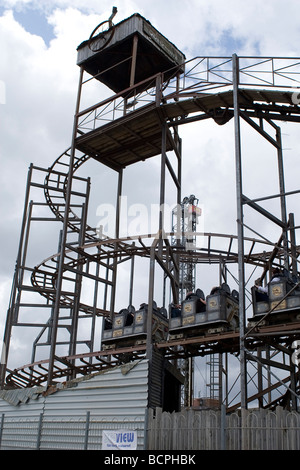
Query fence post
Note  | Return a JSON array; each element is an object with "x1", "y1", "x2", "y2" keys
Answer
[
  {"x1": 240, "y1": 408, "x2": 248, "y2": 450},
  {"x1": 276, "y1": 406, "x2": 283, "y2": 450},
  {"x1": 36, "y1": 412, "x2": 43, "y2": 450},
  {"x1": 0, "y1": 413, "x2": 4, "y2": 449},
  {"x1": 220, "y1": 404, "x2": 226, "y2": 450},
  {"x1": 144, "y1": 407, "x2": 149, "y2": 450},
  {"x1": 84, "y1": 411, "x2": 90, "y2": 450}
]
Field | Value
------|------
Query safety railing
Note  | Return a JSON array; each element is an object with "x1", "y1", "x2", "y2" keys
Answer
[{"x1": 76, "y1": 55, "x2": 300, "y2": 135}]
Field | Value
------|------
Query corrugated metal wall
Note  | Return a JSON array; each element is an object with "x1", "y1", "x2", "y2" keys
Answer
[
  {"x1": 43, "y1": 360, "x2": 149, "y2": 418},
  {"x1": 149, "y1": 349, "x2": 164, "y2": 409},
  {"x1": 0, "y1": 359, "x2": 149, "y2": 450}
]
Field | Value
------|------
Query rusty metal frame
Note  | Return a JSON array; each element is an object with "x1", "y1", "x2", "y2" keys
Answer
[{"x1": 1, "y1": 50, "x2": 300, "y2": 417}]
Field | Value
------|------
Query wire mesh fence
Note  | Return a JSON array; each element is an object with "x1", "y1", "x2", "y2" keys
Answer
[
  {"x1": 2, "y1": 406, "x2": 300, "y2": 450},
  {"x1": 0, "y1": 412, "x2": 146, "y2": 450}
]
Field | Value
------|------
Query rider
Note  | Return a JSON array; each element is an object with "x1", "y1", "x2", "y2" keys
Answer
[{"x1": 254, "y1": 268, "x2": 282, "y2": 300}]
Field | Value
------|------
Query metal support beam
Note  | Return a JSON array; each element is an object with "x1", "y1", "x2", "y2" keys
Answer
[
  {"x1": 158, "y1": 122, "x2": 167, "y2": 256},
  {"x1": 69, "y1": 200, "x2": 89, "y2": 377},
  {"x1": 109, "y1": 168, "x2": 123, "y2": 319},
  {"x1": 0, "y1": 164, "x2": 33, "y2": 388},
  {"x1": 240, "y1": 112, "x2": 280, "y2": 149},
  {"x1": 242, "y1": 195, "x2": 286, "y2": 228},
  {"x1": 146, "y1": 243, "x2": 156, "y2": 362},
  {"x1": 289, "y1": 213, "x2": 298, "y2": 276},
  {"x1": 232, "y1": 54, "x2": 247, "y2": 413},
  {"x1": 130, "y1": 34, "x2": 138, "y2": 87},
  {"x1": 271, "y1": 121, "x2": 289, "y2": 270},
  {"x1": 47, "y1": 66, "x2": 84, "y2": 388}
]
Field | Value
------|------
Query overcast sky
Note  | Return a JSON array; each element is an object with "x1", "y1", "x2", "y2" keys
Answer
[{"x1": 1, "y1": 0, "x2": 300, "y2": 395}]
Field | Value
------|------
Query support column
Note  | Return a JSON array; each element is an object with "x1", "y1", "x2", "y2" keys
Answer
[
  {"x1": 159, "y1": 122, "x2": 167, "y2": 256},
  {"x1": 289, "y1": 213, "x2": 297, "y2": 277},
  {"x1": 69, "y1": 197, "x2": 89, "y2": 377},
  {"x1": 146, "y1": 242, "x2": 156, "y2": 362},
  {"x1": 47, "y1": 66, "x2": 84, "y2": 388},
  {"x1": 0, "y1": 164, "x2": 33, "y2": 388},
  {"x1": 109, "y1": 168, "x2": 123, "y2": 320},
  {"x1": 130, "y1": 34, "x2": 138, "y2": 87},
  {"x1": 232, "y1": 54, "x2": 247, "y2": 411},
  {"x1": 268, "y1": 120, "x2": 288, "y2": 269}
]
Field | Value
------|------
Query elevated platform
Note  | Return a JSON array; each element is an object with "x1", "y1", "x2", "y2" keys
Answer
[
  {"x1": 77, "y1": 13, "x2": 185, "y2": 96},
  {"x1": 75, "y1": 88, "x2": 300, "y2": 171}
]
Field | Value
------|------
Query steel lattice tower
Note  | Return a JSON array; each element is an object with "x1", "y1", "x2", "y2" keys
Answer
[{"x1": 1, "y1": 9, "x2": 300, "y2": 418}]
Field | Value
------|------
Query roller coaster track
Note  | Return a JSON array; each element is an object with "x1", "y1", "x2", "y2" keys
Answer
[
  {"x1": 5, "y1": 75, "x2": 300, "y2": 394},
  {"x1": 43, "y1": 148, "x2": 92, "y2": 235},
  {"x1": 30, "y1": 145, "x2": 277, "y2": 308},
  {"x1": 30, "y1": 148, "x2": 94, "y2": 312},
  {"x1": 28, "y1": 83, "x2": 300, "y2": 317},
  {"x1": 6, "y1": 321, "x2": 300, "y2": 397},
  {"x1": 29, "y1": 148, "x2": 125, "y2": 315},
  {"x1": 2, "y1": 329, "x2": 244, "y2": 388}
]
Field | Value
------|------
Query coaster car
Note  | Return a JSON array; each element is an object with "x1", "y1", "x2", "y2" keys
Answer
[
  {"x1": 101, "y1": 302, "x2": 168, "y2": 349},
  {"x1": 169, "y1": 283, "x2": 239, "y2": 338},
  {"x1": 249, "y1": 272, "x2": 300, "y2": 326}
]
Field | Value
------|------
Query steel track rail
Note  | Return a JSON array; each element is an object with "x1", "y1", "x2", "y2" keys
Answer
[
  {"x1": 5, "y1": 321, "x2": 300, "y2": 389},
  {"x1": 18, "y1": 84, "x2": 300, "y2": 394}
]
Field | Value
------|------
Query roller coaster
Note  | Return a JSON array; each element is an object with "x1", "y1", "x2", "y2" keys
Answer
[{"x1": 2, "y1": 11, "x2": 300, "y2": 411}]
